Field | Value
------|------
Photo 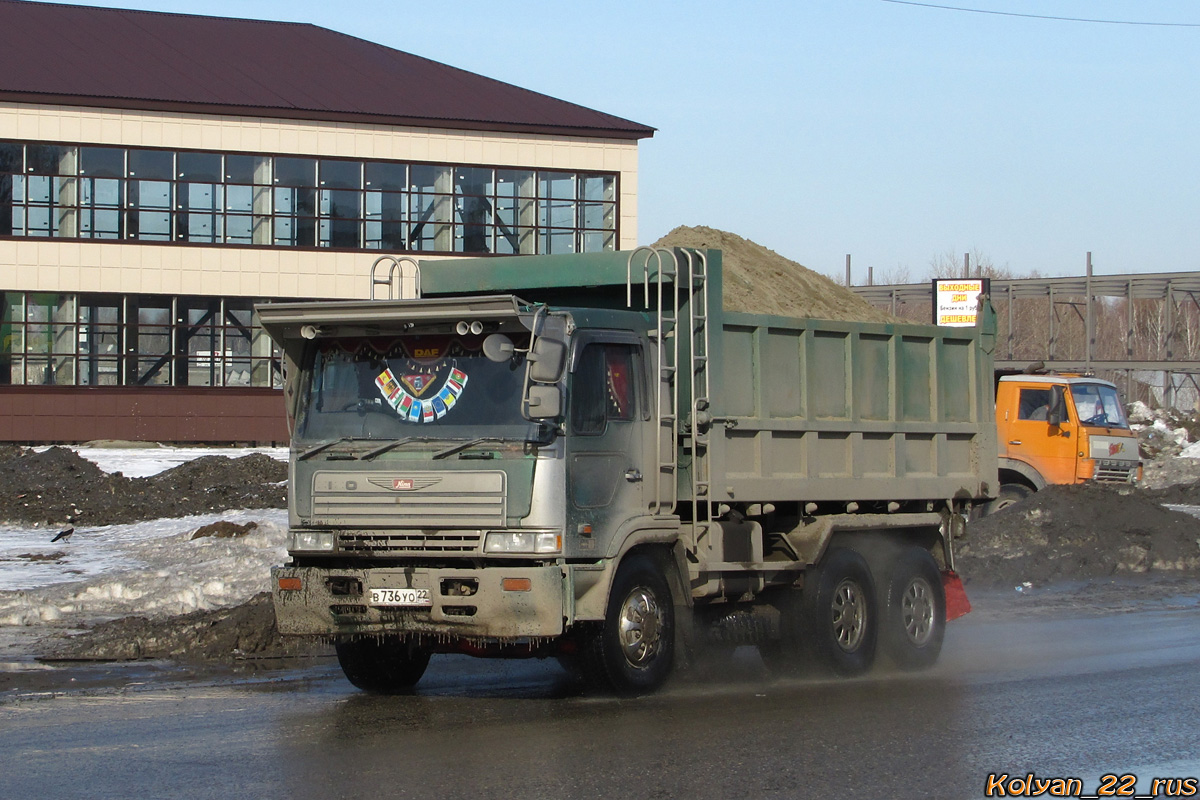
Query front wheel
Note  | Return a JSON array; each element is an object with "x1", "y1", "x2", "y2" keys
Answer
[
  {"x1": 335, "y1": 636, "x2": 430, "y2": 693},
  {"x1": 879, "y1": 546, "x2": 945, "y2": 670},
  {"x1": 985, "y1": 483, "x2": 1032, "y2": 515},
  {"x1": 581, "y1": 554, "x2": 675, "y2": 695}
]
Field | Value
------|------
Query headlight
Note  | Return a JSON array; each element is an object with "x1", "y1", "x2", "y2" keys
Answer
[
  {"x1": 291, "y1": 531, "x2": 335, "y2": 552},
  {"x1": 484, "y1": 531, "x2": 562, "y2": 554}
]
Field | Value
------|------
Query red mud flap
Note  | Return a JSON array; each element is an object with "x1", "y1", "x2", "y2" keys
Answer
[{"x1": 942, "y1": 570, "x2": 971, "y2": 621}]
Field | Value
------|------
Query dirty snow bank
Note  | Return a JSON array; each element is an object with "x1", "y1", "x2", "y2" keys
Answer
[{"x1": 0, "y1": 509, "x2": 287, "y2": 628}]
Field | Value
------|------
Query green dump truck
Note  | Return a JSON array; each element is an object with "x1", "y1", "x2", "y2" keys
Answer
[{"x1": 258, "y1": 248, "x2": 997, "y2": 694}]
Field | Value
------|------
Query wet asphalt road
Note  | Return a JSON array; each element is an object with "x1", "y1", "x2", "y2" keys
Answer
[{"x1": 1, "y1": 591, "x2": 1199, "y2": 800}]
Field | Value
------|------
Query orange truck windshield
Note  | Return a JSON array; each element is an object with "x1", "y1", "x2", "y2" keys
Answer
[{"x1": 1070, "y1": 384, "x2": 1129, "y2": 429}]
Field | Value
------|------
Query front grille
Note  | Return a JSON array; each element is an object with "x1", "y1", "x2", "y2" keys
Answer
[
  {"x1": 311, "y1": 469, "x2": 506, "y2": 527},
  {"x1": 1094, "y1": 463, "x2": 1137, "y2": 483},
  {"x1": 337, "y1": 530, "x2": 482, "y2": 554}
]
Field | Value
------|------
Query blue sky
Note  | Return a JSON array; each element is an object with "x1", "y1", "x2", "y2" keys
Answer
[{"x1": 49, "y1": 0, "x2": 1200, "y2": 281}]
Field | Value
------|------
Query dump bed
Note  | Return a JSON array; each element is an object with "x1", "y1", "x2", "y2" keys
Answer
[
  {"x1": 709, "y1": 309, "x2": 996, "y2": 504},
  {"x1": 416, "y1": 247, "x2": 998, "y2": 506}
]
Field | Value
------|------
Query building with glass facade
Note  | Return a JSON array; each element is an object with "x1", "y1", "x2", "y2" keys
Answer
[{"x1": 0, "y1": 1, "x2": 653, "y2": 442}]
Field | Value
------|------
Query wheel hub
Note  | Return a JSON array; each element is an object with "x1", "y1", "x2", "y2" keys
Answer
[
  {"x1": 831, "y1": 578, "x2": 867, "y2": 653},
  {"x1": 901, "y1": 577, "x2": 935, "y2": 646},
  {"x1": 618, "y1": 587, "x2": 662, "y2": 667}
]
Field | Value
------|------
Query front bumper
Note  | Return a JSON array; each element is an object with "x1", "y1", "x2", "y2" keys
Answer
[{"x1": 272, "y1": 564, "x2": 568, "y2": 640}]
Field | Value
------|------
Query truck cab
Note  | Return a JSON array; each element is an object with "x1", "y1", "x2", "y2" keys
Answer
[{"x1": 993, "y1": 374, "x2": 1141, "y2": 508}]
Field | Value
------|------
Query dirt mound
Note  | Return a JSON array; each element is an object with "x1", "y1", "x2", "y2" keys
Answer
[
  {"x1": 958, "y1": 483, "x2": 1200, "y2": 587},
  {"x1": 0, "y1": 447, "x2": 286, "y2": 527},
  {"x1": 652, "y1": 225, "x2": 896, "y2": 322},
  {"x1": 44, "y1": 592, "x2": 326, "y2": 662},
  {"x1": 1141, "y1": 482, "x2": 1200, "y2": 505}
]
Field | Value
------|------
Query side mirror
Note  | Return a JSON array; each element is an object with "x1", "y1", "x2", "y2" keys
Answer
[
  {"x1": 482, "y1": 333, "x2": 515, "y2": 363},
  {"x1": 525, "y1": 385, "x2": 562, "y2": 419},
  {"x1": 528, "y1": 338, "x2": 566, "y2": 383},
  {"x1": 1047, "y1": 385, "x2": 1067, "y2": 426}
]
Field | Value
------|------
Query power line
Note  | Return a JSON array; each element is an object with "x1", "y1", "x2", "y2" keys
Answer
[{"x1": 880, "y1": 0, "x2": 1200, "y2": 27}]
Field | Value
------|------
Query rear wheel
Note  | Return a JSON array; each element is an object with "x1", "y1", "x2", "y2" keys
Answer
[
  {"x1": 879, "y1": 546, "x2": 945, "y2": 670},
  {"x1": 764, "y1": 547, "x2": 878, "y2": 677},
  {"x1": 335, "y1": 636, "x2": 430, "y2": 693},
  {"x1": 581, "y1": 554, "x2": 675, "y2": 695},
  {"x1": 801, "y1": 547, "x2": 878, "y2": 676}
]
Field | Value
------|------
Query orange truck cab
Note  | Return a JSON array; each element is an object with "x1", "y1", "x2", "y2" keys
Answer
[{"x1": 993, "y1": 374, "x2": 1141, "y2": 508}]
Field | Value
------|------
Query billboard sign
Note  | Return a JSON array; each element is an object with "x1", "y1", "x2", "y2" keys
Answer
[{"x1": 933, "y1": 278, "x2": 989, "y2": 327}]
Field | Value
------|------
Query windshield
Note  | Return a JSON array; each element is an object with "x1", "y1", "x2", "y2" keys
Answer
[
  {"x1": 297, "y1": 332, "x2": 536, "y2": 443},
  {"x1": 1071, "y1": 384, "x2": 1129, "y2": 429}
]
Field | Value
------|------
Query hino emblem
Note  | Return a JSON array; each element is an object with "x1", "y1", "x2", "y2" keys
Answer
[{"x1": 368, "y1": 476, "x2": 441, "y2": 491}]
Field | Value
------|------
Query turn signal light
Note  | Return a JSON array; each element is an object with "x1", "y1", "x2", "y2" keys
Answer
[
  {"x1": 277, "y1": 577, "x2": 303, "y2": 591},
  {"x1": 501, "y1": 578, "x2": 532, "y2": 592}
]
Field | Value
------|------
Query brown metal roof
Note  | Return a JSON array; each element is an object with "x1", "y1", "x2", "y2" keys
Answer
[{"x1": 0, "y1": 0, "x2": 654, "y2": 140}]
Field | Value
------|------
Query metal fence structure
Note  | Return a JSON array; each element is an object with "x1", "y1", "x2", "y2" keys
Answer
[{"x1": 851, "y1": 259, "x2": 1200, "y2": 409}]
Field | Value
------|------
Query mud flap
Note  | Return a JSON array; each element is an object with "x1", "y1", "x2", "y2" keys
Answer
[{"x1": 942, "y1": 569, "x2": 971, "y2": 621}]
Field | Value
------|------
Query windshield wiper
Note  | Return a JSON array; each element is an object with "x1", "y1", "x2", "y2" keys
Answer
[
  {"x1": 360, "y1": 437, "x2": 432, "y2": 461},
  {"x1": 432, "y1": 437, "x2": 510, "y2": 461},
  {"x1": 298, "y1": 436, "x2": 360, "y2": 461}
]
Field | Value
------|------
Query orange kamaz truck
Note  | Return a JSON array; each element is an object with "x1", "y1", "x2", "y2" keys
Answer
[{"x1": 993, "y1": 372, "x2": 1141, "y2": 510}]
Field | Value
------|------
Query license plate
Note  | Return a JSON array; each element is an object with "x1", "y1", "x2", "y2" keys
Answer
[{"x1": 369, "y1": 587, "x2": 432, "y2": 607}]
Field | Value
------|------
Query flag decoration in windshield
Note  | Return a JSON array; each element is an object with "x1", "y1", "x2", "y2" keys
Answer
[{"x1": 375, "y1": 365, "x2": 468, "y2": 423}]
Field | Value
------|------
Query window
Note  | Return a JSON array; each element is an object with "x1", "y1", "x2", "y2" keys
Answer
[
  {"x1": 494, "y1": 170, "x2": 536, "y2": 255},
  {"x1": 539, "y1": 171, "x2": 576, "y2": 254},
  {"x1": 22, "y1": 144, "x2": 78, "y2": 238},
  {"x1": 23, "y1": 294, "x2": 77, "y2": 385},
  {"x1": 409, "y1": 164, "x2": 452, "y2": 251},
  {"x1": 453, "y1": 166, "x2": 494, "y2": 254},
  {"x1": 133, "y1": 300, "x2": 172, "y2": 385},
  {"x1": 273, "y1": 157, "x2": 316, "y2": 247},
  {"x1": 78, "y1": 297, "x2": 121, "y2": 386},
  {"x1": 1017, "y1": 388, "x2": 1051, "y2": 421},
  {"x1": 571, "y1": 343, "x2": 639, "y2": 435},
  {"x1": 364, "y1": 161, "x2": 406, "y2": 250},
  {"x1": 0, "y1": 291, "x2": 283, "y2": 389},
  {"x1": 1071, "y1": 384, "x2": 1128, "y2": 428},
  {"x1": 178, "y1": 152, "x2": 223, "y2": 244},
  {"x1": 224, "y1": 154, "x2": 272, "y2": 245},
  {"x1": 0, "y1": 140, "x2": 619, "y2": 254},
  {"x1": 128, "y1": 149, "x2": 173, "y2": 241},
  {"x1": 0, "y1": 142, "x2": 21, "y2": 237}
]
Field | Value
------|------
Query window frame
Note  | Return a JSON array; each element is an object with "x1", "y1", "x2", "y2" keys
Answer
[{"x1": 0, "y1": 139, "x2": 620, "y2": 256}]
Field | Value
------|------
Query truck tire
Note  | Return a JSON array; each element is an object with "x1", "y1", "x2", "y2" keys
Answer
[
  {"x1": 581, "y1": 554, "x2": 675, "y2": 695},
  {"x1": 799, "y1": 546, "x2": 878, "y2": 676},
  {"x1": 986, "y1": 483, "x2": 1031, "y2": 515},
  {"x1": 879, "y1": 546, "x2": 945, "y2": 671},
  {"x1": 335, "y1": 636, "x2": 431, "y2": 693}
]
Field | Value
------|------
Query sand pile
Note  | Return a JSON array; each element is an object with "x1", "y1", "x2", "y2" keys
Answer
[{"x1": 653, "y1": 225, "x2": 896, "y2": 323}]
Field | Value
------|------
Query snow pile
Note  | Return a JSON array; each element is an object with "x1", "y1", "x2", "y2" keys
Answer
[
  {"x1": 1127, "y1": 401, "x2": 1200, "y2": 460},
  {"x1": 0, "y1": 509, "x2": 287, "y2": 628}
]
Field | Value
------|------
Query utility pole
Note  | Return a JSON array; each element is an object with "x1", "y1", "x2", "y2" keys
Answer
[{"x1": 1085, "y1": 252, "x2": 1093, "y2": 370}]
